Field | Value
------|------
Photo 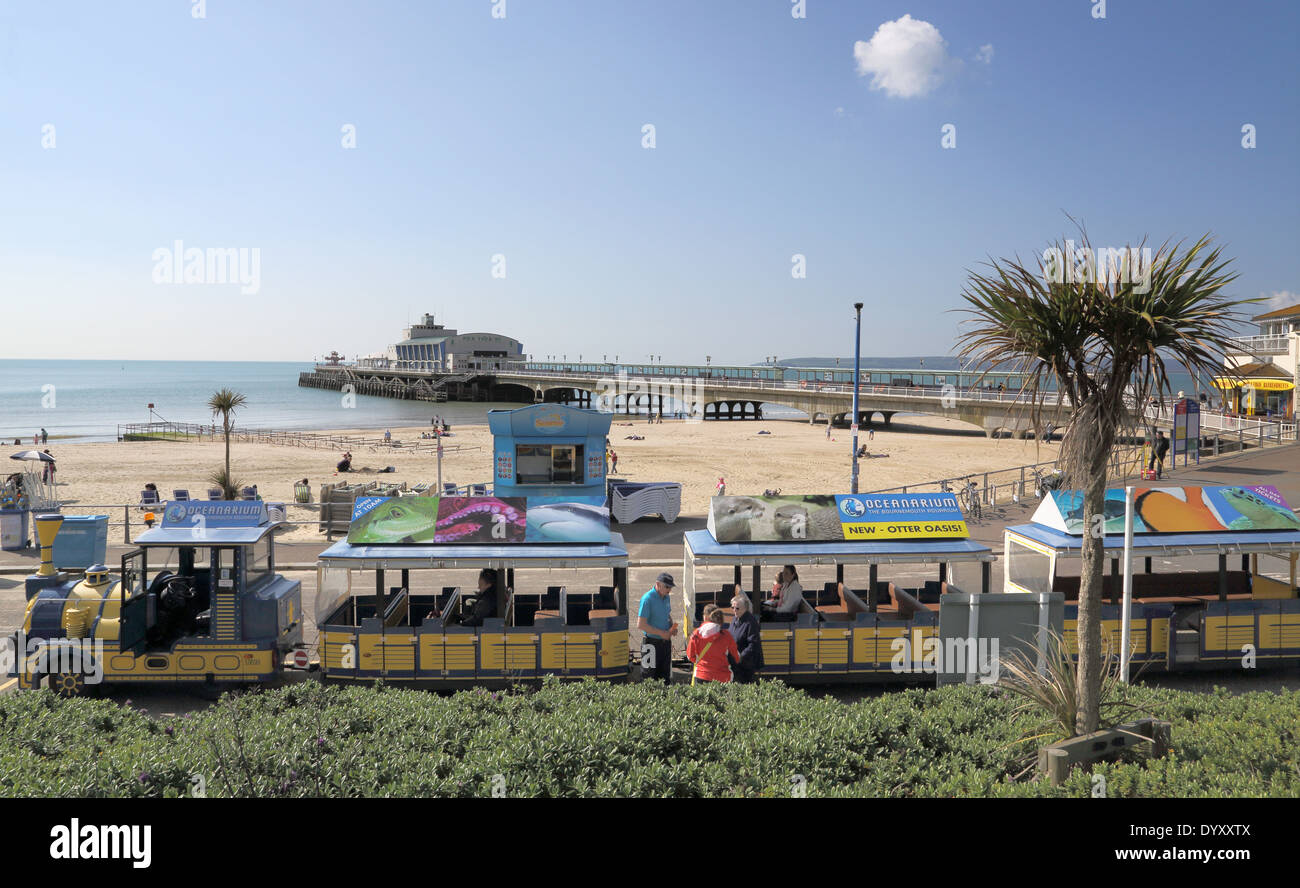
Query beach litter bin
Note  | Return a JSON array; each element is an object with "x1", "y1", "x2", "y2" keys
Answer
[
  {"x1": 0, "y1": 507, "x2": 31, "y2": 550},
  {"x1": 51, "y1": 514, "x2": 109, "y2": 568}
]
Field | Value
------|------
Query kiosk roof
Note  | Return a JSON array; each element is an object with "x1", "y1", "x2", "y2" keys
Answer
[
  {"x1": 684, "y1": 529, "x2": 993, "y2": 565},
  {"x1": 135, "y1": 525, "x2": 278, "y2": 546}
]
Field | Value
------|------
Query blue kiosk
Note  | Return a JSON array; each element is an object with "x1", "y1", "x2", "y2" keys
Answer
[{"x1": 488, "y1": 404, "x2": 611, "y2": 500}]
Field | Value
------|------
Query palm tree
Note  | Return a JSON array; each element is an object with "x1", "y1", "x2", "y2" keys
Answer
[
  {"x1": 956, "y1": 229, "x2": 1251, "y2": 734},
  {"x1": 207, "y1": 388, "x2": 248, "y2": 500}
]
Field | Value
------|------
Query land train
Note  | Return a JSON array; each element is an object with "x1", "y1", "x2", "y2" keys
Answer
[{"x1": 13, "y1": 487, "x2": 1299, "y2": 696}]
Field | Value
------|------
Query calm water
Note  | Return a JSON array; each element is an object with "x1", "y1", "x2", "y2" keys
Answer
[
  {"x1": 0, "y1": 359, "x2": 1200, "y2": 444},
  {"x1": 0, "y1": 360, "x2": 529, "y2": 443}
]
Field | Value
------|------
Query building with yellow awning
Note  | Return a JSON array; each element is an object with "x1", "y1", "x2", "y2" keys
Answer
[{"x1": 1220, "y1": 302, "x2": 1300, "y2": 419}]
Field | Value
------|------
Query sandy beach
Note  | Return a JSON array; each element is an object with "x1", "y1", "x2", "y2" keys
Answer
[{"x1": 36, "y1": 415, "x2": 1057, "y2": 541}]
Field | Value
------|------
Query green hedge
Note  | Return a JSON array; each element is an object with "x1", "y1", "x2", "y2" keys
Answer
[{"x1": 0, "y1": 680, "x2": 1296, "y2": 797}]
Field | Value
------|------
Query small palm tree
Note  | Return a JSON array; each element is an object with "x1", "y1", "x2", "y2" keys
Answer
[
  {"x1": 957, "y1": 228, "x2": 1251, "y2": 734},
  {"x1": 207, "y1": 388, "x2": 248, "y2": 500}
]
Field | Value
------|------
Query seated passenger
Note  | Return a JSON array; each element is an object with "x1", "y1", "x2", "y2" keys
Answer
[
  {"x1": 460, "y1": 568, "x2": 500, "y2": 627},
  {"x1": 760, "y1": 565, "x2": 803, "y2": 622},
  {"x1": 687, "y1": 605, "x2": 740, "y2": 684}
]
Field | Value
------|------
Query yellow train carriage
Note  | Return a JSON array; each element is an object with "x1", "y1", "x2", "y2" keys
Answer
[
  {"x1": 315, "y1": 536, "x2": 631, "y2": 689},
  {"x1": 681, "y1": 527, "x2": 996, "y2": 685},
  {"x1": 1004, "y1": 485, "x2": 1300, "y2": 673}
]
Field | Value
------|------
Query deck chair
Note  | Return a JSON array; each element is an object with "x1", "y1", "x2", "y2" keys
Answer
[
  {"x1": 139, "y1": 489, "x2": 160, "y2": 509},
  {"x1": 471, "y1": 483, "x2": 488, "y2": 496},
  {"x1": 442, "y1": 482, "x2": 458, "y2": 496},
  {"x1": 207, "y1": 488, "x2": 223, "y2": 500},
  {"x1": 240, "y1": 486, "x2": 258, "y2": 500},
  {"x1": 172, "y1": 489, "x2": 191, "y2": 502}
]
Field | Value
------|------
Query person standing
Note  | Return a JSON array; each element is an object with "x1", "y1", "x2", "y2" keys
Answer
[
  {"x1": 825, "y1": 422, "x2": 831, "y2": 440},
  {"x1": 687, "y1": 605, "x2": 740, "y2": 684},
  {"x1": 727, "y1": 593, "x2": 763, "y2": 682},
  {"x1": 638, "y1": 573, "x2": 678, "y2": 684},
  {"x1": 610, "y1": 451, "x2": 618, "y2": 473},
  {"x1": 384, "y1": 428, "x2": 392, "y2": 444},
  {"x1": 715, "y1": 477, "x2": 726, "y2": 497},
  {"x1": 1150, "y1": 429, "x2": 1171, "y2": 479},
  {"x1": 42, "y1": 450, "x2": 56, "y2": 485},
  {"x1": 40, "y1": 428, "x2": 47, "y2": 444}
]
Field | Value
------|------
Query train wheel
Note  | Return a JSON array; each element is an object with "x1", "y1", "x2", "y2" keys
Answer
[{"x1": 50, "y1": 670, "x2": 87, "y2": 699}]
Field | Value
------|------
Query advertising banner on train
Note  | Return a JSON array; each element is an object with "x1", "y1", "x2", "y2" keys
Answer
[
  {"x1": 347, "y1": 496, "x2": 609, "y2": 544},
  {"x1": 708, "y1": 494, "x2": 969, "y2": 542},
  {"x1": 1031, "y1": 485, "x2": 1300, "y2": 535}
]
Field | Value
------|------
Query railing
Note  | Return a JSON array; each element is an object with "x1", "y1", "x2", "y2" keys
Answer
[
  {"x1": 116, "y1": 421, "x2": 483, "y2": 453},
  {"x1": 1226, "y1": 334, "x2": 1293, "y2": 356},
  {"x1": 863, "y1": 444, "x2": 1149, "y2": 507},
  {"x1": 1144, "y1": 406, "x2": 1297, "y2": 441},
  {"x1": 47, "y1": 486, "x2": 495, "y2": 545},
  {"x1": 495, "y1": 370, "x2": 1076, "y2": 407}
]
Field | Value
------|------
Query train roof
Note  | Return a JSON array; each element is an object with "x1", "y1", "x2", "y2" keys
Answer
[
  {"x1": 1006, "y1": 523, "x2": 1300, "y2": 556},
  {"x1": 684, "y1": 529, "x2": 993, "y2": 565},
  {"x1": 135, "y1": 500, "x2": 280, "y2": 546},
  {"x1": 318, "y1": 533, "x2": 629, "y2": 569}
]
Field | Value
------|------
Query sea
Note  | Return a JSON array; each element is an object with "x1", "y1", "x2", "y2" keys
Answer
[{"x1": 0, "y1": 358, "x2": 1202, "y2": 444}]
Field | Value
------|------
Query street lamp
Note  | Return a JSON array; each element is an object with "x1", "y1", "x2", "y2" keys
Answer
[{"x1": 851, "y1": 302, "x2": 864, "y2": 494}]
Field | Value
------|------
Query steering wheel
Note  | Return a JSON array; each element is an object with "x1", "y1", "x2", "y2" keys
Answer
[
  {"x1": 159, "y1": 576, "x2": 196, "y2": 612},
  {"x1": 146, "y1": 570, "x2": 177, "y2": 596}
]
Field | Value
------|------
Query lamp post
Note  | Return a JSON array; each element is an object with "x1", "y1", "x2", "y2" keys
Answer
[{"x1": 851, "y1": 302, "x2": 863, "y2": 494}]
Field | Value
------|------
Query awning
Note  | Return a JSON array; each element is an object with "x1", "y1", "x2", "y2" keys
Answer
[
  {"x1": 1006, "y1": 523, "x2": 1300, "y2": 557},
  {"x1": 1211, "y1": 376, "x2": 1294, "y2": 391},
  {"x1": 684, "y1": 529, "x2": 994, "y2": 566},
  {"x1": 318, "y1": 532, "x2": 629, "y2": 569}
]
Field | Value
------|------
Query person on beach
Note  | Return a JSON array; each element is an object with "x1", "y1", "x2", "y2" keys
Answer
[
  {"x1": 727, "y1": 593, "x2": 763, "y2": 683},
  {"x1": 825, "y1": 422, "x2": 831, "y2": 439},
  {"x1": 337, "y1": 451, "x2": 352, "y2": 472},
  {"x1": 42, "y1": 451, "x2": 56, "y2": 484},
  {"x1": 687, "y1": 605, "x2": 740, "y2": 684},
  {"x1": 638, "y1": 572, "x2": 678, "y2": 685},
  {"x1": 384, "y1": 429, "x2": 391, "y2": 443},
  {"x1": 40, "y1": 428, "x2": 47, "y2": 444},
  {"x1": 610, "y1": 451, "x2": 618, "y2": 473},
  {"x1": 1150, "y1": 430, "x2": 1170, "y2": 479},
  {"x1": 715, "y1": 477, "x2": 725, "y2": 497},
  {"x1": 868, "y1": 428, "x2": 875, "y2": 441}
]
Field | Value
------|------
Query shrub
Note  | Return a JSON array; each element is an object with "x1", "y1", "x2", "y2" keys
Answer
[{"x1": 0, "y1": 679, "x2": 1294, "y2": 797}]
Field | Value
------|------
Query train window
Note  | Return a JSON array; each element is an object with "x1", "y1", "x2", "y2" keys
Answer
[{"x1": 246, "y1": 538, "x2": 272, "y2": 586}]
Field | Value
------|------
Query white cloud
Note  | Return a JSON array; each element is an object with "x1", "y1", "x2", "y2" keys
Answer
[
  {"x1": 833, "y1": 106, "x2": 846, "y2": 117},
  {"x1": 975, "y1": 43, "x2": 994, "y2": 64},
  {"x1": 853, "y1": 15, "x2": 951, "y2": 99},
  {"x1": 1260, "y1": 290, "x2": 1297, "y2": 311}
]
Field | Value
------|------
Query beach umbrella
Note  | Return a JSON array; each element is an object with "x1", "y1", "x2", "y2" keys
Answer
[{"x1": 9, "y1": 450, "x2": 55, "y2": 462}]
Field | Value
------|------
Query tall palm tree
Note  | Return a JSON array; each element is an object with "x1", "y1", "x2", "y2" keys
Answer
[
  {"x1": 956, "y1": 229, "x2": 1250, "y2": 734},
  {"x1": 207, "y1": 388, "x2": 248, "y2": 499}
]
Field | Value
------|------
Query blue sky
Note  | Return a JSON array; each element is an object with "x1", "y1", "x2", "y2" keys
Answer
[{"x1": 2, "y1": 0, "x2": 1296, "y2": 363}]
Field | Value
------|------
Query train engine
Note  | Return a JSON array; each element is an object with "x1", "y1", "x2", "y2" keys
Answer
[{"x1": 12, "y1": 504, "x2": 304, "y2": 697}]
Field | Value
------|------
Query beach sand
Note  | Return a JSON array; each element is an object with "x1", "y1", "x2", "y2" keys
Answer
[{"x1": 37, "y1": 415, "x2": 1055, "y2": 541}]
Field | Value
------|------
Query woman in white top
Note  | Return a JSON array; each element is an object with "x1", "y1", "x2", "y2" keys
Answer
[{"x1": 763, "y1": 565, "x2": 804, "y2": 620}]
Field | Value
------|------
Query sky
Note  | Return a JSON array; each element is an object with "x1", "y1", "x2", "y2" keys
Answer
[{"x1": 1, "y1": 0, "x2": 1297, "y2": 364}]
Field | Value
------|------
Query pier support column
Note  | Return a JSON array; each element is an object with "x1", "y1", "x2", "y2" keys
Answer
[{"x1": 881, "y1": 412, "x2": 894, "y2": 427}]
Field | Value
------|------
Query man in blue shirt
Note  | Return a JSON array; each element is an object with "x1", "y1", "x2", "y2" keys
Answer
[{"x1": 638, "y1": 572, "x2": 678, "y2": 684}]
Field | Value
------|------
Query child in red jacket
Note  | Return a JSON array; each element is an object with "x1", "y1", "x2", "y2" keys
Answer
[{"x1": 687, "y1": 605, "x2": 740, "y2": 683}]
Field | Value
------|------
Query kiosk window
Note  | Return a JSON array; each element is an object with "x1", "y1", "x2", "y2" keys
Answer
[{"x1": 515, "y1": 444, "x2": 585, "y2": 484}]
